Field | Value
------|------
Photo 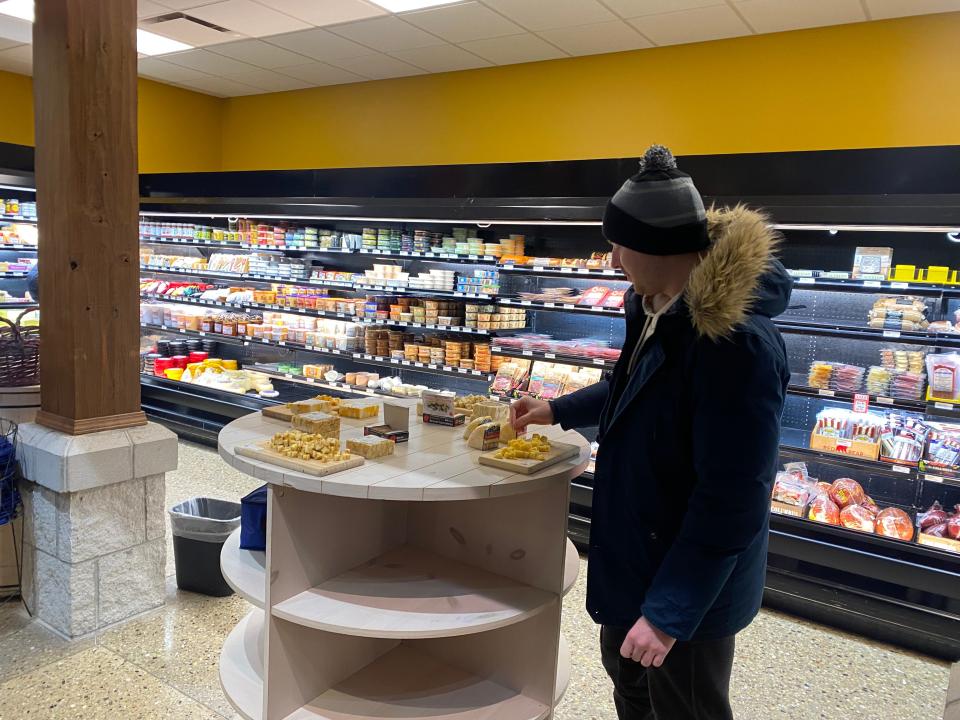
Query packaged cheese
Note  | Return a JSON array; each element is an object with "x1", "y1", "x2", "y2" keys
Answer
[
  {"x1": 463, "y1": 415, "x2": 493, "y2": 440},
  {"x1": 467, "y1": 421, "x2": 501, "y2": 450},
  {"x1": 346, "y1": 436, "x2": 395, "y2": 459}
]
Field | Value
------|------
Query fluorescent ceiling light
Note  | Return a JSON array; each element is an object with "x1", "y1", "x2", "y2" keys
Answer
[
  {"x1": 0, "y1": 0, "x2": 34, "y2": 22},
  {"x1": 0, "y1": 3, "x2": 192, "y2": 56},
  {"x1": 136, "y1": 29, "x2": 192, "y2": 56},
  {"x1": 368, "y1": 0, "x2": 463, "y2": 12}
]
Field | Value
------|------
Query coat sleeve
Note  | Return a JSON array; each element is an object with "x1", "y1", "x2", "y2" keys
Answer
[
  {"x1": 640, "y1": 332, "x2": 785, "y2": 641},
  {"x1": 548, "y1": 376, "x2": 610, "y2": 430}
]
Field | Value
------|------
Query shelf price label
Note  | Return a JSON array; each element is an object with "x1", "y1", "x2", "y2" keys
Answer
[
  {"x1": 890, "y1": 282, "x2": 909, "y2": 289},
  {"x1": 797, "y1": 277, "x2": 816, "y2": 285},
  {"x1": 934, "y1": 402, "x2": 955, "y2": 411},
  {"x1": 544, "y1": 352, "x2": 556, "y2": 359},
  {"x1": 818, "y1": 389, "x2": 835, "y2": 397},
  {"x1": 882, "y1": 330, "x2": 901, "y2": 338},
  {"x1": 592, "y1": 358, "x2": 605, "y2": 365},
  {"x1": 891, "y1": 465, "x2": 911, "y2": 475},
  {"x1": 851, "y1": 393, "x2": 870, "y2": 414}
]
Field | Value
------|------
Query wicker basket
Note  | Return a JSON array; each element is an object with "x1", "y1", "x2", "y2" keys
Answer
[{"x1": 0, "y1": 313, "x2": 39, "y2": 387}]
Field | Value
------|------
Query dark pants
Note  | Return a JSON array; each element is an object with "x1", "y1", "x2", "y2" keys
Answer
[{"x1": 600, "y1": 625, "x2": 736, "y2": 720}]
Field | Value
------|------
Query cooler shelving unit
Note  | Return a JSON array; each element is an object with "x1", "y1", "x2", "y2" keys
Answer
[{"x1": 217, "y1": 408, "x2": 587, "y2": 720}]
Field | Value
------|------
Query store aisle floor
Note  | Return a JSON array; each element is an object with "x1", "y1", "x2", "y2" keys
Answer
[{"x1": 0, "y1": 440, "x2": 953, "y2": 720}]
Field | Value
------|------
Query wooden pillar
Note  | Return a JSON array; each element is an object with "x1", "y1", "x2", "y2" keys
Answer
[{"x1": 32, "y1": 0, "x2": 146, "y2": 434}]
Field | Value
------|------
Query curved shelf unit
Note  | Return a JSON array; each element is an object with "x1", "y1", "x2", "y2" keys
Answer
[
  {"x1": 220, "y1": 528, "x2": 266, "y2": 608},
  {"x1": 271, "y1": 544, "x2": 556, "y2": 639},
  {"x1": 220, "y1": 609, "x2": 264, "y2": 720},
  {"x1": 283, "y1": 644, "x2": 549, "y2": 720}
]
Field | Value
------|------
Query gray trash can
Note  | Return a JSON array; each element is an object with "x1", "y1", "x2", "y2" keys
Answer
[{"x1": 169, "y1": 497, "x2": 241, "y2": 596}]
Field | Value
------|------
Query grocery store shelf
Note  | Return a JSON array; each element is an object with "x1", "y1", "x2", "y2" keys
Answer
[
  {"x1": 490, "y1": 345, "x2": 618, "y2": 369},
  {"x1": 499, "y1": 264, "x2": 626, "y2": 280},
  {"x1": 0, "y1": 245, "x2": 37, "y2": 252},
  {"x1": 0, "y1": 216, "x2": 35, "y2": 224},
  {"x1": 140, "y1": 235, "x2": 242, "y2": 249},
  {"x1": 775, "y1": 318, "x2": 960, "y2": 349},
  {"x1": 358, "y1": 248, "x2": 499, "y2": 264},
  {"x1": 779, "y1": 427, "x2": 922, "y2": 480},
  {"x1": 787, "y1": 384, "x2": 926, "y2": 413},
  {"x1": 498, "y1": 298, "x2": 625, "y2": 317},
  {"x1": 140, "y1": 322, "x2": 247, "y2": 346},
  {"x1": 790, "y1": 274, "x2": 960, "y2": 297},
  {"x1": 348, "y1": 351, "x2": 493, "y2": 383},
  {"x1": 0, "y1": 302, "x2": 36, "y2": 310},
  {"x1": 271, "y1": 544, "x2": 554, "y2": 638},
  {"x1": 140, "y1": 293, "x2": 243, "y2": 311},
  {"x1": 0, "y1": 271, "x2": 27, "y2": 278}
]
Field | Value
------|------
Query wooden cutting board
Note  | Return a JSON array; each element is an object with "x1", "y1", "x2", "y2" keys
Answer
[
  {"x1": 261, "y1": 405, "x2": 296, "y2": 423},
  {"x1": 478, "y1": 441, "x2": 580, "y2": 475},
  {"x1": 236, "y1": 441, "x2": 364, "y2": 477}
]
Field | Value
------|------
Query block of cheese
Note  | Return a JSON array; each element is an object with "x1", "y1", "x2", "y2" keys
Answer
[
  {"x1": 346, "y1": 436, "x2": 395, "y2": 459},
  {"x1": 338, "y1": 399, "x2": 380, "y2": 419},
  {"x1": 289, "y1": 399, "x2": 329, "y2": 415},
  {"x1": 467, "y1": 421, "x2": 500, "y2": 450},
  {"x1": 472, "y1": 401, "x2": 509, "y2": 423},
  {"x1": 291, "y1": 411, "x2": 340, "y2": 439},
  {"x1": 463, "y1": 415, "x2": 493, "y2": 440},
  {"x1": 497, "y1": 421, "x2": 517, "y2": 443}
]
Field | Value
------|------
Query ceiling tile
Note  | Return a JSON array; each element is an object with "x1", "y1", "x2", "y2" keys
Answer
[
  {"x1": 187, "y1": 0, "x2": 311, "y2": 36},
  {"x1": 148, "y1": 0, "x2": 222, "y2": 8},
  {"x1": 275, "y1": 61, "x2": 367, "y2": 85},
  {"x1": 0, "y1": 37, "x2": 22, "y2": 53},
  {"x1": 538, "y1": 19, "x2": 653, "y2": 55},
  {"x1": 138, "y1": 0, "x2": 172, "y2": 18},
  {"x1": 327, "y1": 53, "x2": 426, "y2": 80},
  {"x1": 147, "y1": 17, "x2": 244, "y2": 46},
  {"x1": 403, "y1": 1, "x2": 524, "y2": 43},
  {"x1": 459, "y1": 33, "x2": 566, "y2": 64},
  {"x1": 265, "y1": 28, "x2": 372, "y2": 61},
  {"x1": 734, "y1": 0, "x2": 865, "y2": 33},
  {"x1": 258, "y1": 0, "x2": 388, "y2": 27},
  {"x1": 865, "y1": 0, "x2": 960, "y2": 19},
  {"x1": 601, "y1": 0, "x2": 724, "y2": 19},
  {"x1": 628, "y1": 5, "x2": 752, "y2": 45},
  {"x1": 163, "y1": 48, "x2": 262, "y2": 75},
  {"x1": 174, "y1": 75, "x2": 262, "y2": 97},
  {"x1": 222, "y1": 67, "x2": 313, "y2": 91},
  {"x1": 329, "y1": 16, "x2": 444, "y2": 51},
  {"x1": 138, "y1": 57, "x2": 217, "y2": 83},
  {"x1": 479, "y1": 0, "x2": 616, "y2": 30},
  {"x1": 209, "y1": 38, "x2": 311, "y2": 68},
  {"x1": 391, "y1": 43, "x2": 492, "y2": 72},
  {"x1": 0, "y1": 43, "x2": 31, "y2": 64},
  {"x1": 0, "y1": 15, "x2": 32, "y2": 44}
]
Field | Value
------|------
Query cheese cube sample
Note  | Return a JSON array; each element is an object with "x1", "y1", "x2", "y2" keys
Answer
[
  {"x1": 291, "y1": 411, "x2": 340, "y2": 439},
  {"x1": 338, "y1": 399, "x2": 380, "y2": 419},
  {"x1": 346, "y1": 436, "x2": 395, "y2": 459}
]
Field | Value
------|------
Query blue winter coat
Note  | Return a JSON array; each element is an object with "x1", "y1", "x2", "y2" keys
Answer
[{"x1": 551, "y1": 206, "x2": 792, "y2": 641}]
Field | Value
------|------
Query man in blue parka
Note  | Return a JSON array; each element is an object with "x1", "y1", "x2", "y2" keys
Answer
[{"x1": 511, "y1": 145, "x2": 791, "y2": 719}]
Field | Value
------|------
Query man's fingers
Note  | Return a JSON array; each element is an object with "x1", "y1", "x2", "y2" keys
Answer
[
  {"x1": 651, "y1": 653, "x2": 665, "y2": 668},
  {"x1": 619, "y1": 637, "x2": 633, "y2": 659},
  {"x1": 639, "y1": 650, "x2": 656, "y2": 667}
]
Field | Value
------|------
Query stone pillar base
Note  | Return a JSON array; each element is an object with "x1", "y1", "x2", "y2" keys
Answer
[{"x1": 17, "y1": 422, "x2": 178, "y2": 638}]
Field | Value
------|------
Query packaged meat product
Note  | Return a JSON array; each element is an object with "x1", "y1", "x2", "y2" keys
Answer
[
  {"x1": 807, "y1": 495, "x2": 840, "y2": 525},
  {"x1": 918, "y1": 500, "x2": 948, "y2": 530},
  {"x1": 875, "y1": 507, "x2": 914, "y2": 541},
  {"x1": 840, "y1": 504, "x2": 876, "y2": 533},
  {"x1": 861, "y1": 496, "x2": 880, "y2": 517},
  {"x1": 602, "y1": 289, "x2": 626, "y2": 308},
  {"x1": 829, "y1": 478, "x2": 866, "y2": 509},
  {"x1": 783, "y1": 461, "x2": 809, "y2": 483},
  {"x1": 926, "y1": 352, "x2": 960, "y2": 402},
  {"x1": 924, "y1": 523, "x2": 949, "y2": 538},
  {"x1": 948, "y1": 508, "x2": 960, "y2": 540},
  {"x1": 771, "y1": 471, "x2": 813, "y2": 507},
  {"x1": 576, "y1": 285, "x2": 612, "y2": 307}
]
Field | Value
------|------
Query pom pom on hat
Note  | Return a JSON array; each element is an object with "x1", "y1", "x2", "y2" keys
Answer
[{"x1": 639, "y1": 144, "x2": 677, "y2": 173}]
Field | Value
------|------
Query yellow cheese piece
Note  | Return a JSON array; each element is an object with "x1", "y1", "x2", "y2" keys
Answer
[
  {"x1": 497, "y1": 421, "x2": 517, "y2": 444},
  {"x1": 338, "y1": 400, "x2": 380, "y2": 419},
  {"x1": 462, "y1": 415, "x2": 492, "y2": 440},
  {"x1": 267, "y1": 431, "x2": 352, "y2": 463},
  {"x1": 346, "y1": 436, "x2": 395, "y2": 459},
  {"x1": 467, "y1": 422, "x2": 500, "y2": 450},
  {"x1": 291, "y1": 411, "x2": 341, "y2": 439}
]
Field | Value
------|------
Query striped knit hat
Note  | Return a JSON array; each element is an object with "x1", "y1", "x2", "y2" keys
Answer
[{"x1": 602, "y1": 144, "x2": 710, "y2": 256}]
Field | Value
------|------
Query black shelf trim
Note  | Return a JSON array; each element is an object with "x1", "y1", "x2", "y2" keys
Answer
[
  {"x1": 775, "y1": 319, "x2": 960, "y2": 349},
  {"x1": 499, "y1": 264, "x2": 627, "y2": 280}
]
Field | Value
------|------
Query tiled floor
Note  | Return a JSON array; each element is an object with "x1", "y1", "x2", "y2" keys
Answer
[{"x1": 0, "y1": 440, "x2": 953, "y2": 720}]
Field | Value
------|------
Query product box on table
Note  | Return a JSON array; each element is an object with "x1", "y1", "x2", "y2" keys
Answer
[{"x1": 363, "y1": 402, "x2": 410, "y2": 442}]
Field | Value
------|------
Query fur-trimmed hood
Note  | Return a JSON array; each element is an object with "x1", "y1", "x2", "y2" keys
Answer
[{"x1": 686, "y1": 205, "x2": 792, "y2": 341}]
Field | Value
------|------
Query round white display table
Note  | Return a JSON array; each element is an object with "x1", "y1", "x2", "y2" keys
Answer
[{"x1": 218, "y1": 408, "x2": 588, "y2": 720}]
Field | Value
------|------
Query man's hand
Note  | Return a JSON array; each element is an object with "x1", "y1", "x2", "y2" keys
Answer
[
  {"x1": 620, "y1": 616, "x2": 676, "y2": 668},
  {"x1": 509, "y1": 396, "x2": 554, "y2": 432}
]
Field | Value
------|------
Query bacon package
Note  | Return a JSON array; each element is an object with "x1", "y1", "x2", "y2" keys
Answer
[{"x1": 576, "y1": 285, "x2": 612, "y2": 307}]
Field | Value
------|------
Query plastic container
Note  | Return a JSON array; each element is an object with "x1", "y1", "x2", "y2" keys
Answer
[{"x1": 169, "y1": 497, "x2": 241, "y2": 596}]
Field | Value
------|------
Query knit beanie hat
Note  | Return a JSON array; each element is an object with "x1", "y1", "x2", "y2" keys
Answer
[{"x1": 602, "y1": 144, "x2": 710, "y2": 256}]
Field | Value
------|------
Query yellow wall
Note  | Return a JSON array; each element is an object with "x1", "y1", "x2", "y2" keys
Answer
[
  {"x1": 220, "y1": 12, "x2": 960, "y2": 171},
  {"x1": 0, "y1": 70, "x2": 223, "y2": 173}
]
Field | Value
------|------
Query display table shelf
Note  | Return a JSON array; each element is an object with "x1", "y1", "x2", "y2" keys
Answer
[
  {"x1": 220, "y1": 609, "x2": 264, "y2": 720},
  {"x1": 218, "y1": 407, "x2": 588, "y2": 720},
  {"x1": 221, "y1": 528, "x2": 266, "y2": 608}
]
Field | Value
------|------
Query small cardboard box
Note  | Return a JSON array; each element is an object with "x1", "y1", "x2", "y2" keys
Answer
[
  {"x1": 917, "y1": 533, "x2": 960, "y2": 554},
  {"x1": 851, "y1": 247, "x2": 893, "y2": 279},
  {"x1": 423, "y1": 412, "x2": 466, "y2": 427},
  {"x1": 809, "y1": 431, "x2": 880, "y2": 461},
  {"x1": 363, "y1": 402, "x2": 410, "y2": 443},
  {"x1": 771, "y1": 500, "x2": 805, "y2": 518}
]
